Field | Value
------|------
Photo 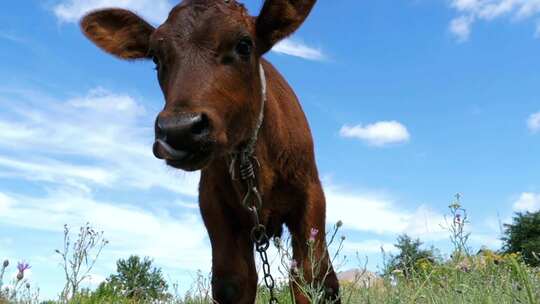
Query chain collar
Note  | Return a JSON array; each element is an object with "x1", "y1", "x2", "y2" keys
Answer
[
  {"x1": 226, "y1": 62, "x2": 278, "y2": 304},
  {"x1": 229, "y1": 63, "x2": 267, "y2": 180}
]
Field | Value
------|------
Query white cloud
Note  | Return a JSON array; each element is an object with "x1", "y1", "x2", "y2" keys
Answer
[
  {"x1": 0, "y1": 193, "x2": 12, "y2": 214},
  {"x1": 0, "y1": 87, "x2": 199, "y2": 197},
  {"x1": 82, "y1": 274, "x2": 106, "y2": 286},
  {"x1": 517, "y1": 1, "x2": 540, "y2": 18},
  {"x1": 52, "y1": 0, "x2": 325, "y2": 61},
  {"x1": 0, "y1": 156, "x2": 115, "y2": 186},
  {"x1": 344, "y1": 240, "x2": 397, "y2": 254},
  {"x1": 340, "y1": 121, "x2": 411, "y2": 147},
  {"x1": 326, "y1": 185, "x2": 503, "y2": 250},
  {"x1": 513, "y1": 192, "x2": 540, "y2": 212},
  {"x1": 450, "y1": 15, "x2": 474, "y2": 42},
  {"x1": 448, "y1": 0, "x2": 540, "y2": 41},
  {"x1": 469, "y1": 234, "x2": 503, "y2": 249},
  {"x1": 53, "y1": 0, "x2": 173, "y2": 25},
  {"x1": 0, "y1": 85, "x2": 209, "y2": 297},
  {"x1": 527, "y1": 111, "x2": 540, "y2": 133},
  {"x1": 0, "y1": 187, "x2": 211, "y2": 272},
  {"x1": 272, "y1": 39, "x2": 325, "y2": 61},
  {"x1": 0, "y1": 30, "x2": 27, "y2": 44},
  {"x1": 452, "y1": 0, "x2": 481, "y2": 11},
  {"x1": 325, "y1": 184, "x2": 446, "y2": 240}
]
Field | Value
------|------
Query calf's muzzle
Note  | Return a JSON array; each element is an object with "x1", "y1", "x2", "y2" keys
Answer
[{"x1": 153, "y1": 113, "x2": 211, "y2": 161}]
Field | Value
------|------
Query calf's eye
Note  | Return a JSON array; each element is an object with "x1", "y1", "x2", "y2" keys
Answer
[{"x1": 236, "y1": 38, "x2": 253, "y2": 58}]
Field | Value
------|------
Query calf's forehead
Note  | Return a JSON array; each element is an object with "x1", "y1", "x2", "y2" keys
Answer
[{"x1": 157, "y1": 0, "x2": 252, "y2": 37}]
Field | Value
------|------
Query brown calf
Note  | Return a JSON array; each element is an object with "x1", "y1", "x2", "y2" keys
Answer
[{"x1": 80, "y1": 0, "x2": 340, "y2": 303}]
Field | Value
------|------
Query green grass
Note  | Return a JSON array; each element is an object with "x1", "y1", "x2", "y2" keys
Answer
[
  {"x1": 256, "y1": 256, "x2": 540, "y2": 304},
  {"x1": 50, "y1": 253, "x2": 539, "y2": 304},
  {"x1": 2, "y1": 254, "x2": 540, "y2": 304}
]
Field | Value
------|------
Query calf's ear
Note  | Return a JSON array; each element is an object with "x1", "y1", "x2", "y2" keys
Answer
[
  {"x1": 255, "y1": 0, "x2": 317, "y2": 55},
  {"x1": 80, "y1": 9, "x2": 155, "y2": 60}
]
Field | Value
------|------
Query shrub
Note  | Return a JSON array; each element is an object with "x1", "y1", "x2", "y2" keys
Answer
[
  {"x1": 502, "y1": 211, "x2": 540, "y2": 267},
  {"x1": 96, "y1": 256, "x2": 169, "y2": 302},
  {"x1": 382, "y1": 234, "x2": 438, "y2": 277}
]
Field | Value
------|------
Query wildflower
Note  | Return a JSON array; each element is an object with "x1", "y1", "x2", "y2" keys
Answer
[
  {"x1": 418, "y1": 260, "x2": 430, "y2": 271},
  {"x1": 309, "y1": 228, "x2": 319, "y2": 243},
  {"x1": 17, "y1": 262, "x2": 31, "y2": 273},
  {"x1": 2, "y1": 260, "x2": 8, "y2": 268},
  {"x1": 454, "y1": 214, "x2": 461, "y2": 224},
  {"x1": 16, "y1": 262, "x2": 31, "y2": 281},
  {"x1": 456, "y1": 260, "x2": 470, "y2": 273},
  {"x1": 290, "y1": 259, "x2": 299, "y2": 273}
]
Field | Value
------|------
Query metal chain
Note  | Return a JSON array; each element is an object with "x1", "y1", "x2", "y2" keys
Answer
[
  {"x1": 228, "y1": 63, "x2": 277, "y2": 303},
  {"x1": 253, "y1": 224, "x2": 278, "y2": 304},
  {"x1": 235, "y1": 153, "x2": 279, "y2": 304}
]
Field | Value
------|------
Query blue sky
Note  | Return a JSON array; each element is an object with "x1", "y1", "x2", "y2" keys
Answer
[{"x1": 1, "y1": 0, "x2": 540, "y2": 300}]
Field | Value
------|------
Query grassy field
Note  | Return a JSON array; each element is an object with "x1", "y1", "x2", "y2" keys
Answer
[
  {"x1": 259, "y1": 254, "x2": 540, "y2": 304},
  {"x1": 7, "y1": 251, "x2": 535, "y2": 304},
  {"x1": 37, "y1": 253, "x2": 539, "y2": 304}
]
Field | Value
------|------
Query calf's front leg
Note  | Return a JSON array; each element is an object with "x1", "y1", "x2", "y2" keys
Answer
[
  {"x1": 200, "y1": 199, "x2": 257, "y2": 304},
  {"x1": 288, "y1": 184, "x2": 341, "y2": 304}
]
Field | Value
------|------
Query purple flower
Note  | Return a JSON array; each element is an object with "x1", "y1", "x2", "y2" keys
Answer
[
  {"x1": 455, "y1": 214, "x2": 462, "y2": 224},
  {"x1": 17, "y1": 262, "x2": 31, "y2": 273},
  {"x1": 16, "y1": 262, "x2": 31, "y2": 281},
  {"x1": 290, "y1": 259, "x2": 298, "y2": 273},
  {"x1": 309, "y1": 228, "x2": 319, "y2": 243}
]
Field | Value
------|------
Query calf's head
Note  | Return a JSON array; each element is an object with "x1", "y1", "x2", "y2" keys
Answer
[{"x1": 81, "y1": 0, "x2": 316, "y2": 171}]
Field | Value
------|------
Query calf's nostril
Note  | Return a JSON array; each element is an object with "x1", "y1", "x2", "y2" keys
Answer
[
  {"x1": 155, "y1": 118, "x2": 166, "y2": 139},
  {"x1": 190, "y1": 114, "x2": 210, "y2": 136}
]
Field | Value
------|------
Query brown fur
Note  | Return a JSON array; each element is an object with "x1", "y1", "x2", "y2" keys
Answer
[{"x1": 80, "y1": 1, "x2": 340, "y2": 303}]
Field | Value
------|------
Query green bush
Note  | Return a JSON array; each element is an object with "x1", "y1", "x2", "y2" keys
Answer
[
  {"x1": 95, "y1": 256, "x2": 169, "y2": 302},
  {"x1": 503, "y1": 211, "x2": 540, "y2": 267},
  {"x1": 382, "y1": 234, "x2": 438, "y2": 277}
]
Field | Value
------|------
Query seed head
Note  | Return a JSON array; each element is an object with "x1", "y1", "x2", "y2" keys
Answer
[{"x1": 2, "y1": 260, "x2": 8, "y2": 268}]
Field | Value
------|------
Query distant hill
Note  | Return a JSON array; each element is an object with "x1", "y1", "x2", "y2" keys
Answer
[{"x1": 337, "y1": 269, "x2": 381, "y2": 287}]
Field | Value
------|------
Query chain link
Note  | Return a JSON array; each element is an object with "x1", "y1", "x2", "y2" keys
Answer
[
  {"x1": 252, "y1": 222, "x2": 278, "y2": 304},
  {"x1": 234, "y1": 153, "x2": 279, "y2": 304}
]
